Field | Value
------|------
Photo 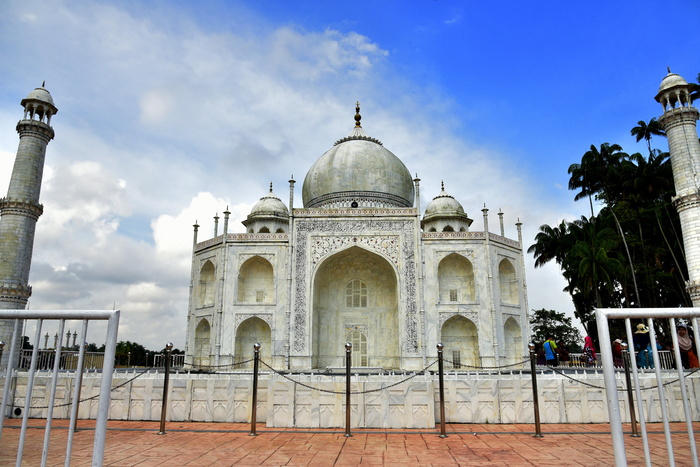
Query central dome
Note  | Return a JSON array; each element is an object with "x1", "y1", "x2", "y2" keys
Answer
[{"x1": 302, "y1": 108, "x2": 414, "y2": 208}]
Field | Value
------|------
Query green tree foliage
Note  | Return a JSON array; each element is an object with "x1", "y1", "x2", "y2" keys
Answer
[
  {"x1": 530, "y1": 308, "x2": 582, "y2": 351},
  {"x1": 115, "y1": 340, "x2": 149, "y2": 367},
  {"x1": 529, "y1": 119, "x2": 690, "y2": 335}
]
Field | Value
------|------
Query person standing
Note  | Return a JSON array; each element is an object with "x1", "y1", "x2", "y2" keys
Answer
[
  {"x1": 634, "y1": 324, "x2": 653, "y2": 369},
  {"x1": 583, "y1": 336, "x2": 597, "y2": 366},
  {"x1": 612, "y1": 339, "x2": 623, "y2": 367},
  {"x1": 677, "y1": 322, "x2": 699, "y2": 369},
  {"x1": 544, "y1": 336, "x2": 558, "y2": 366}
]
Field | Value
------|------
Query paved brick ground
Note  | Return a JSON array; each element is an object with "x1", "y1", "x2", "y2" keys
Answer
[{"x1": 1, "y1": 419, "x2": 698, "y2": 466}]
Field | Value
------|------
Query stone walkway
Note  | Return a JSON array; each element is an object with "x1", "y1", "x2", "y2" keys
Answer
[{"x1": 0, "y1": 419, "x2": 698, "y2": 466}]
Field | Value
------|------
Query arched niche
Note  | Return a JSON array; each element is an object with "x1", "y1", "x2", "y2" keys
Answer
[
  {"x1": 238, "y1": 256, "x2": 274, "y2": 303},
  {"x1": 503, "y1": 317, "x2": 522, "y2": 365},
  {"x1": 198, "y1": 260, "x2": 216, "y2": 307},
  {"x1": 194, "y1": 319, "x2": 211, "y2": 367},
  {"x1": 441, "y1": 315, "x2": 479, "y2": 369},
  {"x1": 498, "y1": 259, "x2": 518, "y2": 305},
  {"x1": 235, "y1": 317, "x2": 272, "y2": 369},
  {"x1": 438, "y1": 253, "x2": 475, "y2": 303},
  {"x1": 312, "y1": 246, "x2": 398, "y2": 369}
]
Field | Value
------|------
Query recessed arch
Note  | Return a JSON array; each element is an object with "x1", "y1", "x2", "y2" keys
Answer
[
  {"x1": 312, "y1": 245, "x2": 398, "y2": 369},
  {"x1": 442, "y1": 225, "x2": 454, "y2": 232},
  {"x1": 194, "y1": 318, "x2": 211, "y2": 367},
  {"x1": 238, "y1": 256, "x2": 274, "y2": 303},
  {"x1": 438, "y1": 253, "x2": 475, "y2": 303},
  {"x1": 235, "y1": 317, "x2": 272, "y2": 369},
  {"x1": 441, "y1": 315, "x2": 479, "y2": 369},
  {"x1": 503, "y1": 317, "x2": 522, "y2": 365},
  {"x1": 198, "y1": 260, "x2": 216, "y2": 307},
  {"x1": 499, "y1": 259, "x2": 518, "y2": 305},
  {"x1": 259, "y1": 226, "x2": 270, "y2": 233}
]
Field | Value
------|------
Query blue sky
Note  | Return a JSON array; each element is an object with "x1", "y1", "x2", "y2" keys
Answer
[{"x1": 0, "y1": 0, "x2": 698, "y2": 350}]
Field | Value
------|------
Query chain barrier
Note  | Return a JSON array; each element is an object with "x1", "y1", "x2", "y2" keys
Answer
[
  {"x1": 20, "y1": 365, "x2": 156, "y2": 410},
  {"x1": 259, "y1": 359, "x2": 438, "y2": 395},
  {"x1": 181, "y1": 358, "x2": 255, "y2": 371},
  {"x1": 441, "y1": 358, "x2": 530, "y2": 370},
  {"x1": 545, "y1": 365, "x2": 700, "y2": 392}
]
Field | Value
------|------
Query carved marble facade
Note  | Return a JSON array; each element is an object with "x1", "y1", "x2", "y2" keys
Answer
[{"x1": 185, "y1": 111, "x2": 529, "y2": 371}]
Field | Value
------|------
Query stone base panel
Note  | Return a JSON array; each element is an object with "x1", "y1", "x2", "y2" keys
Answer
[{"x1": 3, "y1": 371, "x2": 698, "y2": 427}]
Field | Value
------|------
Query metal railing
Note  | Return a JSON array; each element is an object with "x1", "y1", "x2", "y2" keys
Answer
[
  {"x1": 0, "y1": 310, "x2": 120, "y2": 467},
  {"x1": 17, "y1": 349, "x2": 105, "y2": 370},
  {"x1": 596, "y1": 308, "x2": 700, "y2": 467}
]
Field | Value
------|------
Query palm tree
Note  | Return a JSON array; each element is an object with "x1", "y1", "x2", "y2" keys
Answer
[
  {"x1": 527, "y1": 220, "x2": 573, "y2": 268},
  {"x1": 631, "y1": 118, "x2": 665, "y2": 155},
  {"x1": 570, "y1": 217, "x2": 624, "y2": 309}
]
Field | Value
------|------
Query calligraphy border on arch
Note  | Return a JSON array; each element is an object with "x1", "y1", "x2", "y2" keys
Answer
[
  {"x1": 438, "y1": 311, "x2": 479, "y2": 330},
  {"x1": 293, "y1": 219, "x2": 417, "y2": 353},
  {"x1": 235, "y1": 313, "x2": 273, "y2": 331},
  {"x1": 501, "y1": 313, "x2": 521, "y2": 327}
]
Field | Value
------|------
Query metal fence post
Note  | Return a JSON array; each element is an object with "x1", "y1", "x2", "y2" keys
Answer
[
  {"x1": 529, "y1": 343, "x2": 543, "y2": 437},
  {"x1": 0, "y1": 341, "x2": 4, "y2": 366},
  {"x1": 250, "y1": 343, "x2": 260, "y2": 436},
  {"x1": 344, "y1": 342, "x2": 352, "y2": 438},
  {"x1": 621, "y1": 342, "x2": 638, "y2": 437},
  {"x1": 437, "y1": 343, "x2": 447, "y2": 438},
  {"x1": 157, "y1": 342, "x2": 173, "y2": 435}
]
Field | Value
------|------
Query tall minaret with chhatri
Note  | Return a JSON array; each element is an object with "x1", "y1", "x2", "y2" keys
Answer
[
  {"x1": 0, "y1": 84, "x2": 58, "y2": 367},
  {"x1": 655, "y1": 69, "x2": 700, "y2": 306}
]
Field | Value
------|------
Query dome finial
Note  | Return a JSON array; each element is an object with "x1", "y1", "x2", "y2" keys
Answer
[
  {"x1": 667, "y1": 66, "x2": 671, "y2": 74},
  {"x1": 42, "y1": 80, "x2": 45, "y2": 88},
  {"x1": 354, "y1": 101, "x2": 362, "y2": 128},
  {"x1": 441, "y1": 180, "x2": 445, "y2": 191},
  {"x1": 269, "y1": 182, "x2": 273, "y2": 193}
]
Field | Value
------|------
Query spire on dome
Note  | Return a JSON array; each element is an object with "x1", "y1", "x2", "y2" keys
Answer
[
  {"x1": 354, "y1": 101, "x2": 362, "y2": 128},
  {"x1": 269, "y1": 182, "x2": 273, "y2": 193}
]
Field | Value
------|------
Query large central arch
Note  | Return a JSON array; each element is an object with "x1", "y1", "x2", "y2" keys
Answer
[{"x1": 312, "y1": 246, "x2": 399, "y2": 369}]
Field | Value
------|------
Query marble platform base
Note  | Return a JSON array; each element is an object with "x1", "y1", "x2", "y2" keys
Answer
[{"x1": 3, "y1": 370, "x2": 699, "y2": 428}]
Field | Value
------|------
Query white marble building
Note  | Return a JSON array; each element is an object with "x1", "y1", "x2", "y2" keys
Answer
[{"x1": 185, "y1": 105, "x2": 529, "y2": 371}]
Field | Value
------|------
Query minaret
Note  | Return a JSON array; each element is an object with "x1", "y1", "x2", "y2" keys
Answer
[
  {"x1": 655, "y1": 70, "x2": 700, "y2": 306},
  {"x1": 0, "y1": 84, "x2": 57, "y2": 366}
]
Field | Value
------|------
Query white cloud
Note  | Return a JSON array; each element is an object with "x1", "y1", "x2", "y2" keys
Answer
[{"x1": 0, "y1": 0, "x2": 579, "y2": 349}]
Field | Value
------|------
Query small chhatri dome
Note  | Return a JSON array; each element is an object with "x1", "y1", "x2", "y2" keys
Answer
[
  {"x1": 658, "y1": 68, "x2": 688, "y2": 93},
  {"x1": 22, "y1": 83, "x2": 57, "y2": 109},
  {"x1": 302, "y1": 103, "x2": 415, "y2": 208},
  {"x1": 250, "y1": 182, "x2": 289, "y2": 216},
  {"x1": 423, "y1": 182, "x2": 466, "y2": 220}
]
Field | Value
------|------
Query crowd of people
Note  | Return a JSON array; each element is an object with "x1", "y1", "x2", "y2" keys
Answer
[{"x1": 537, "y1": 320, "x2": 698, "y2": 369}]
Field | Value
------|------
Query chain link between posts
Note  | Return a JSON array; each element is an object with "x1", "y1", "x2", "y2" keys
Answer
[{"x1": 17, "y1": 357, "x2": 699, "y2": 410}]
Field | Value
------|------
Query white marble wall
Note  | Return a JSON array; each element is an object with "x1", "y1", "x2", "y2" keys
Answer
[{"x1": 4, "y1": 370, "x2": 699, "y2": 427}]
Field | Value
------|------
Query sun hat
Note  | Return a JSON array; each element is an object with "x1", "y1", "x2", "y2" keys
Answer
[
  {"x1": 678, "y1": 322, "x2": 688, "y2": 329},
  {"x1": 613, "y1": 339, "x2": 622, "y2": 344},
  {"x1": 635, "y1": 323, "x2": 649, "y2": 334}
]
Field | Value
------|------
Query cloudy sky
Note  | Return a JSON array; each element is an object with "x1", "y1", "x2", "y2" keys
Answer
[{"x1": 0, "y1": 1, "x2": 698, "y2": 351}]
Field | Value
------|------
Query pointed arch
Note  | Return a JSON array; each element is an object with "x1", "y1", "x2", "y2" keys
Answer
[
  {"x1": 441, "y1": 315, "x2": 479, "y2": 368},
  {"x1": 235, "y1": 317, "x2": 272, "y2": 369},
  {"x1": 503, "y1": 317, "x2": 522, "y2": 365},
  {"x1": 238, "y1": 256, "x2": 274, "y2": 303},
  {"x1": 498, "y1": 259, "x2": 518, "y2": 305},
  {"x1": 438, "y1": 253, "x2": 475, "y2": 303},
  {"x1": 312, "y1": 245, "x2": 399, "y2": 369},
  {"x1": 198, "y1": 260, "x2": 216, "y2": 307},
  {"x1": 194, "y1": 319, "x2": 211, "y2": 367}
]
